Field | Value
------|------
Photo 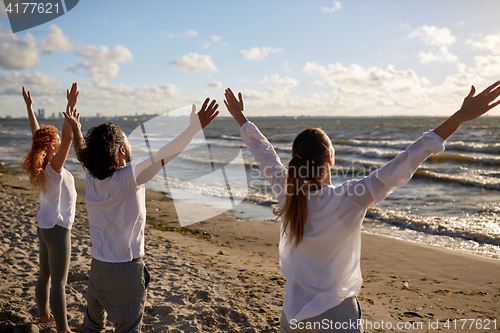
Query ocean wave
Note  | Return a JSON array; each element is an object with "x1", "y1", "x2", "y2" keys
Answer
[
  {"x1": 221, "y1": 134, "x2": 243, "y2": 141},
  {"x1": 335, "y1": 139, "x2": 413, "y2": 150},
  {"x1": 332, "y1": 138, "x2": 500, "y2": 156},
  {"x1": 146, "y1": 174, "x2": 277, "y2": 206},
  {"x1": 428, "y1": 152, "x2": 500, "y2": 166},
  {"x1": 445, "y1": 141, "x2": 500, "y2": 154},
  {"x1": 367, "y1": 207, "x2": 500, "y2": 246},
  {"x1": 414, "y1": 169, "x2": 500, "y2": 190}
]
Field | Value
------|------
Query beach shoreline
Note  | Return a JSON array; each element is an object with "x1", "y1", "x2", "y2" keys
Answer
[{"x1": 0, "y1": 170, "x2": 499, "y2": 332}]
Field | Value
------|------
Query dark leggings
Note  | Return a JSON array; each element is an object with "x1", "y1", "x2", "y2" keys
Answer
[{"x1": 36, "y1": 225, "x2": 71, "y2": 331}]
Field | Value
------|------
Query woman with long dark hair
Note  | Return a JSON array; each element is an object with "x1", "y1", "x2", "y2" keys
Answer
[
  {"x1": 20, "y1": 84, "x2": 79, "y2": 333},
  {"x1": 224, "y1": 81, "x2": 500, "y2": 333}
]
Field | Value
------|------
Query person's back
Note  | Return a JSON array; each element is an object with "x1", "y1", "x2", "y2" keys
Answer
[
  {"x1": 223, "y1": 82, "x2": 500, "y2": 333},
  {"x1": 20, "y1": 84, "x2": 79, "y2": 333},
  {"x1": 64, "y1": 99, "x2": 220, "y2": 332},
  {"x1": 85, "y1": 165, "x2": 146, "y2": 262}
]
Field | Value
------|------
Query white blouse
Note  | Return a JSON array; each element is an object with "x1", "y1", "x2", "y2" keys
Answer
[
  {"x1": 85, "y1": 164, "x2": 146, "y2": 263},
  {"x1": 240, "y1": 121, "x2": 445, "y2": 323},
  {"x1": 37, "y1": 163, "x2": 77, "y2": 230}
]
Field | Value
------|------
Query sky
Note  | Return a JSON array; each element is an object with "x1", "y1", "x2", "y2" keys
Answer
[{"x1": 1, "y1": 0, "x2": 500, "y2": 118}]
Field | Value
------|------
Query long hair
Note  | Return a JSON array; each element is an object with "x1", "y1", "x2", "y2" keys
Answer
[
  {"x1": 20, "y1": 125, "x2": 59, "y2": 193},
  {"x1": 276, "y1": 128, "x2": 333, "y2": 247},
  {"x1": 79, "y1": 123, "x2": 126, "y2": 180}
]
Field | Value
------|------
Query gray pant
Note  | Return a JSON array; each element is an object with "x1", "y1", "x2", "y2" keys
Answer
[
  {"x1": 81, "y1": 257, "x2": 150, "y2": 333},
  {"x1": 280, "y1": 296, "x2": 362, "y2": 333},
  {"x1": 36, "y1": 225, "x2": 71, "y2": 331}
]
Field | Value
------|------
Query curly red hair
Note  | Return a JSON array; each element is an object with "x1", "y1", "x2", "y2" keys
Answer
[{"x1": 20, "y1": 125, "x2": 59, "y2": 193}]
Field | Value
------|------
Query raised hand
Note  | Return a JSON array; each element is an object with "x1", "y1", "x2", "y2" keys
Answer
[
  {"x1": 191, "y1": 98, "x2": 219, "y2": 129},
  {"x1": 67, "y1": 82, "x2": 79, "y2": 109},
  {"x1": 22, "y1": 86, "x2": 33, "y2": 108},
  {"x1": 434, "y1": 81, "x2": 500, "y2": 140},
  {"x1": 63, "y1": 107, "x2": 81, "y2": 130},
  {"x1": 456, "y1": 81, "x2": 500, "y2": 122},
  {"x1": 224, "y1": 88, "x2": 247, "y2": 127}
]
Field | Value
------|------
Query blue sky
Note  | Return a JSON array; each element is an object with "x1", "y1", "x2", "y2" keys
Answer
[{"x1": 1, "y1": 0, "x2": 500, "y2": 118}]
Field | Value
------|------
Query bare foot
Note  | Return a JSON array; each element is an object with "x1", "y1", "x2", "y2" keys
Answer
[
  {"x1": 39, "y1": 313, "x2": 55, "y2": 323},
  {"x1": 57, "y1": 330, "x2": 76, "y2": 333}
]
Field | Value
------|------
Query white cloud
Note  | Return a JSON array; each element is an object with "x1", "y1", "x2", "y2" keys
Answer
[
  {"x1": 283, "y1": 61, "x2": 291, "y2": 72},
  {"x1": 204, "y1": 35, "x2": 226, "y2": 50},
  {"x1": 241, "y1": 47, "x2": 283, "y2": 61},
  {"x1": 160, "y1": 29, "x2": 198, "y2": 39},
  {"x1": 171, "y1": 53, "x2": 218, "y2": 72},
  {"x1": 258, "y1": 74, "x2": 299, "y2": 97},
  {"x1": 321, "y1": 1, "x2": 341, "y2": 13},
  {"x1": 466, "y1": 33, "x2": 500, "y2": 55},
  {"x1": 0, "y1": 27, "x2": 39, "y2": 70},
  {"x1": 70, "y1": 45, "x2": 134, "y2": 79},
  {"x1": 271, "y1": 74, "x2": 298, "y2": 88},
  {"x1": 0, "y1": 23, "x2": 17, "y2": 42},
  {"x1": 38, "y1": 25, "x2": 73, "y2": 54},
  {"x1": 39, "y1": 97, "x2": 58, "y2": 107},
  {"x1": 160, "y1": 31, "x2": 175, "y2": 38},
  {"x1": 473, "y1": 55, "x2": 500, "y2": 77},
  {"x1": 74, "y1": 79, "x2": 184, "y2": 113},
  {"x1": 399, "y1": 21, "x2": 411, "y2": 32},
  {"x1": 409, "y1": 25, "x2": 456, "y2": 46},
  {"x1": 0, "y1": 71, "x2": 63, "y2": 95},
  {"x1": 135, "y1": 84, "x2": 181, "y2": 101},
  {"x1": 0, "y1": 24, "x2": 73, "y2": 70},
  {"x1": 207, "y1": 81, "x2": 222, "y2": 89},
  {"x1": 418, "y1": 46, "x2": 458, "y2": 64},
  {"x1": 261, "y1": 74, "x2": 298, "y2": 90},
  {"x1": 242, "y1": 89, "x2": 267, "y2": 100},
  {"x1": 180, "y1": 29, "x2": 198, "y2": 38},
  {"x1": 0, "y1": 1, "x2": 6, "y2": 16},
  {"x1": 303, "y1": 62, "x2": 421, "y2": 92}
]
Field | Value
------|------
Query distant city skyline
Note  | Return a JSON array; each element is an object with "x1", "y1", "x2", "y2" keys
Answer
[{"x1": 1, "y1": 1, "x2": 500, "y2": 118}]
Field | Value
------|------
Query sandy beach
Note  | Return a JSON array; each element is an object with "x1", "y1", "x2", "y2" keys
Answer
[{"x1": 0, "y1": 167, "x2": 499, "y2": 333}]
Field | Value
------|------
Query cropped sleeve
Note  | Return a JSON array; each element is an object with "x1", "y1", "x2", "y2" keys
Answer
[
  {"x1": 44, "y1": 162, "x2": 62, "y2": 199},
  {"x1": 240, "y1": 122, "x2": 287, "y2": 197},
  {"x1": 347, "y1": 130, "x2": 446, "y2": 208}
]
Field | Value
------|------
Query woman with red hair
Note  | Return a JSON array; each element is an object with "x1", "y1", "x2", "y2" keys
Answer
[{"x1": 20, "y1": 84, "x2": 79, "y2": 333}]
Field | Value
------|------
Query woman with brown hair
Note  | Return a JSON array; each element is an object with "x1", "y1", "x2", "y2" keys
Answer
[
  {"x1": 224, "y1": 81, "x2": 500, "y2": 333},
  {"x1": 20, "y1": 84, "x2": 79, "y2": 333}
]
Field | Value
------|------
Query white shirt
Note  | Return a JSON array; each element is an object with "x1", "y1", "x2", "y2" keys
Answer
[
  {"x1": 240, "y1": 121, "x2": 445, "y2": 323},
  {"x1": 37, "y1": 163, "x2": 77, "y2": 230},
  {"x1": 85, "y1": 164, "x2": 146, "y2": 263}
]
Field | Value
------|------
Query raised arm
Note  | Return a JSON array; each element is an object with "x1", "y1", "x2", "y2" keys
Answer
[
  {"x1": 224, "y1": 88, "x2": 286, "y2": 194},
  {"x1": 22, "y1": 86, "x2": 39, "y2": 135},
  {"x1": 433, "y1": 81, "x2": 500, "y2": 140},
  {"x1": 224, "y1": 88, "x2": 248, "y2": 127},
  {"x1": 348, "y1": 80, "x2": 500, "y2": 208},
  {"x1": 134, "y1": 98, "x2": 219, "y2": 186},
  {"x1": 51, "y1": 83, "x2": 79, "y2": 173},
  {"x1": 63, "y1": 107, "x2": 84, "y2": 161}
]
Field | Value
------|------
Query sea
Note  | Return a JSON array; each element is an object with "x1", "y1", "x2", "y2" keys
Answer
[{"x1": 1, "y1": 114, "x2": 499, "y2": 259}]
